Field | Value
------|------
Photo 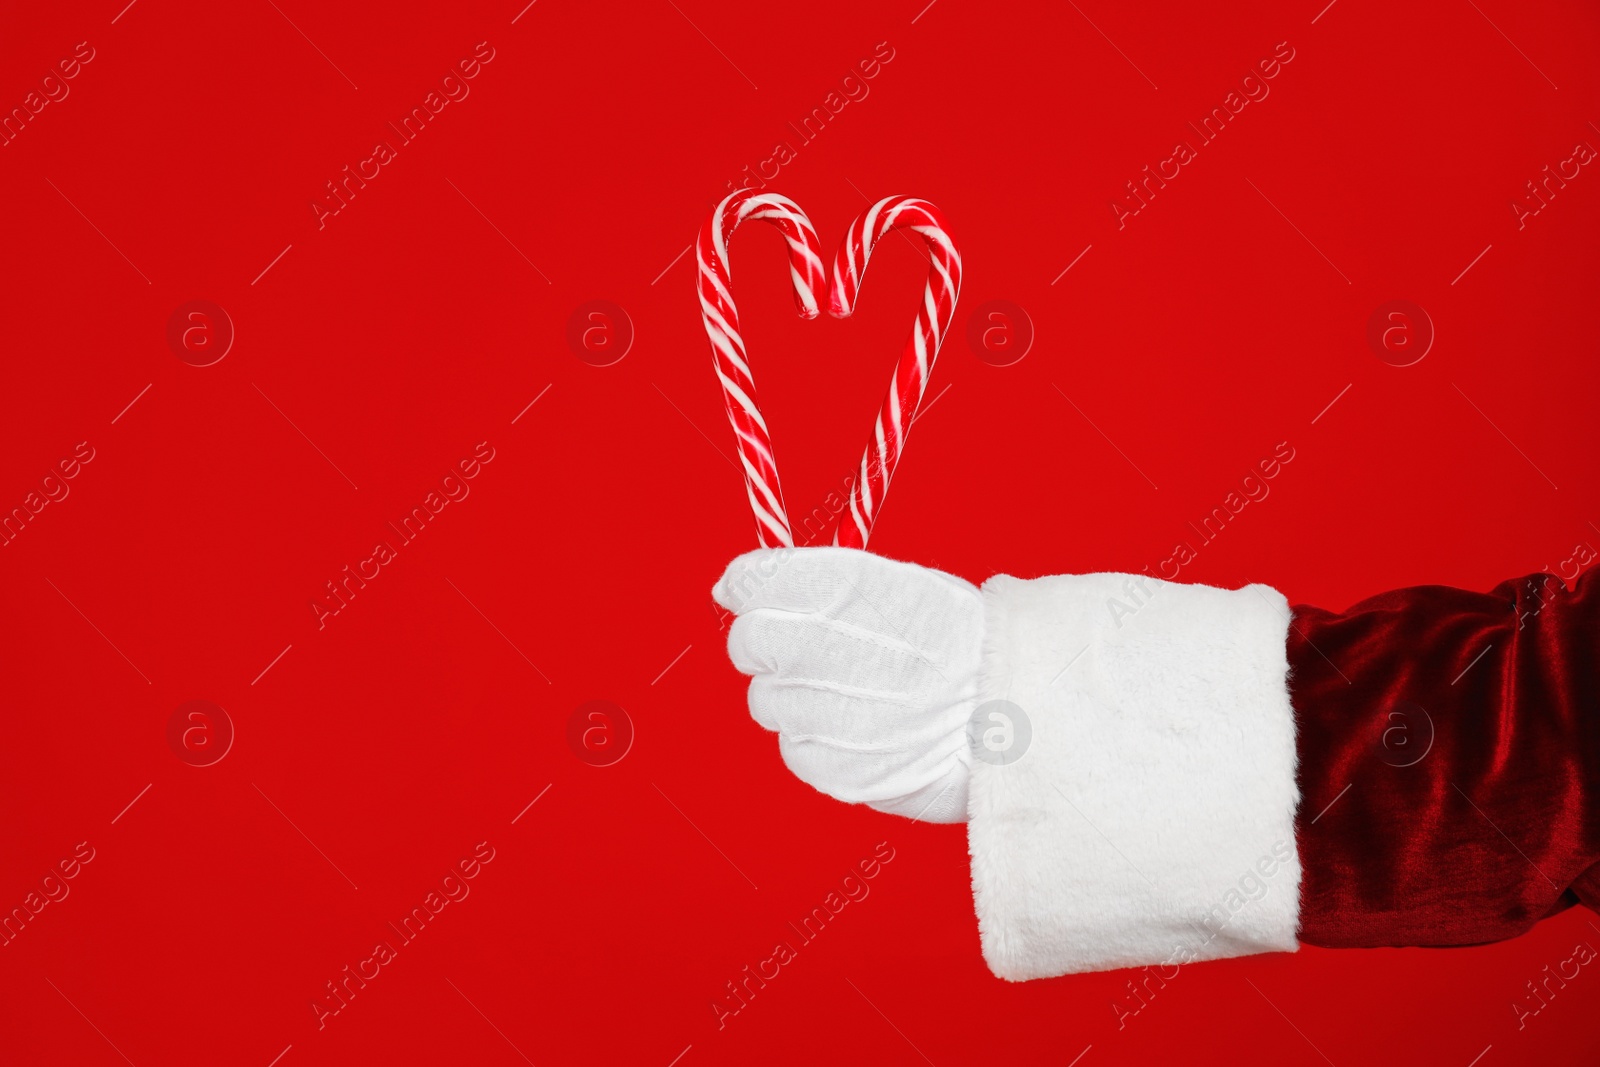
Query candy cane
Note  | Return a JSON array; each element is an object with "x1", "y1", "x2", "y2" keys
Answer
[
  {"x1": 828, "y1": 196, "x2": 962, "y2": 549},
  {"x1": 697, "y1": 189, "x2": 826, "y2": 548}
]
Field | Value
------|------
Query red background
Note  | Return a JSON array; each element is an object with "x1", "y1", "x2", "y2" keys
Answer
[{"x1": 3, "y1": 1, "x2": 1598, "y2": 1064}]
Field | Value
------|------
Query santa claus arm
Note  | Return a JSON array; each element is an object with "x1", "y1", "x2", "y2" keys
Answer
[
  {"x1": 1290, "y1": 566, "x2": 1600, "y2": 949},
  {"x1": 714, "y1": 551, "x2": 1600, "y2": 980}
]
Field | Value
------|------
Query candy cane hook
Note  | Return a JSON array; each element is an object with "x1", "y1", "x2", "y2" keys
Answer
[
  {"x1": 828, "y1": 196, "x2": 962, "y2": 549},
  {"x1": 697, "y1": 189, "x2": 826, "y2": 548}
]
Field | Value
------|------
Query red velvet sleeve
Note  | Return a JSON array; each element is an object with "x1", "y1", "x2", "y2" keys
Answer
[{"x1": 1288, "y1": 566, "x2": 1600, "y2": 948}]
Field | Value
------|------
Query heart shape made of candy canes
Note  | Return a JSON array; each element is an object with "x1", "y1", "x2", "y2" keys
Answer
[{"x1": 696, "y1": 189, "x2": 962, "y2": 550}]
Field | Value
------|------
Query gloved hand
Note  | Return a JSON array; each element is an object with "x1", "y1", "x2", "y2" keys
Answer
[{"x1": 712, "y1": 547, "x2": 983, "y2": 822}]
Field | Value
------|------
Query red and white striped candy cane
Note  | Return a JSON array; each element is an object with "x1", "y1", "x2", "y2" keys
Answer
[
  {"x1": 697, "y1": 189, "x2": 826, "y2": 548},
  {"x1": 828, "y1": 196, "x2": 962, "y2": 548}
]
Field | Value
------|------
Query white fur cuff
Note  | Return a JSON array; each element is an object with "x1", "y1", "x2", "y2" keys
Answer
[{"x1": 966, "y1": 572, "x2": 1301, "y2": 980}]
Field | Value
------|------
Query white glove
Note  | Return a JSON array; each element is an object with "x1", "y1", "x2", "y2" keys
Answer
[{"x1": 712, "y1": 547, "x2": 983, "y2": 823}]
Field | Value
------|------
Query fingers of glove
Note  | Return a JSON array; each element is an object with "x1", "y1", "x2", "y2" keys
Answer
[
  {"x1": 713, "y1": 547, "x2": 980, "y2": 655},
  {"x1": 745, "y1": 674, "x2": 971, "y2": 748},
  {"x1": 727, "y1": 609, "x2": 951, "y2": 691},
  {"x1": 777, "y1": 731, "x2": 970, "y2": 810}
]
